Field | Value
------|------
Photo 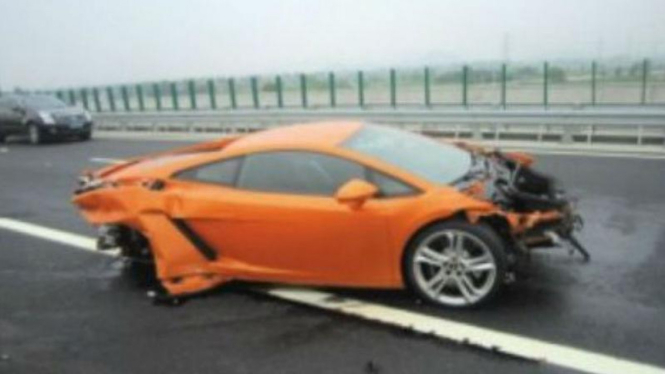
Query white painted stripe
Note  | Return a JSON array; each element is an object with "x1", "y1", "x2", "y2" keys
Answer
[
  {"x1": 265, "y1": 287, "x2": 665, "y2": 374},
  {"x1": 0, "y1": 218, "x2": 118, "y2": 256},
  {"x1": 90, "y1": 157, "x2": 125, "y2": 165},
  {"x1": 0, "y1": 217, "x2": 664, "y2": 374}
]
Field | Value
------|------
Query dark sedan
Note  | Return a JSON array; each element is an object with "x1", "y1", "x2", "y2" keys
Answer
[{"x1": 0, "y1": 95, "x2": 93, "y2": 144}]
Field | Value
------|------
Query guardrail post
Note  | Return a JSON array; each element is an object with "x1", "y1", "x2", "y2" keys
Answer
[
  {"x1": 136, "y1": 84, "x2": 145, "y2": 111},
  {"x1": 329, "y1": 72, "x2": 336, "y2": 107},
  {"x1": 80, "y1": 88, "x2": 89, "y2": 110},
  {"x1": 276, "y1": 75, "x2": 283, "y2": 108},
  {"x1": 358, "y1": 71, "x2": 365, "y2": 107},
  {"x1": 188, "y1": 80, "x2": 197, "y2": 110},
  {"x1": 251, "y1": 76, "x2": 260, "y2": 109},
  {"x1": 424, "y1": 66, "x2": 431, "y2": 107},
  {"x1": 641, "y1": 58, "x2": 649, "y2": 105},
  {"x1": 501, "y1": 63, "x2": 507, "y2": 109},
  {"x1": 543, "y1": 61, "x2": 549, "y2": 108},
  {"x1": 228, "y1": 78, "x2": 237, "y2": 109},
  {"x1": 170, "y1": 82, "x2": 179, "y2": 110},
  {"x1": 300, "y1": 74, "x2": 308, "y2": 108},
  {"x1": 390, "y1": 68, "x2": 397, "y2": 108},
  {"x1": 153, "y1": 83, "x2": 162, "y2": 111},
  {"x1": 591, "y1": 61, "x2": 597, "y2": 106},
  {"x1": 106, "y1": 87, "x2": 116, "y2": 112},
  {"x1": 562, "y1": 126, "x2": 574, "y2": 144},
  {"x1": 121, "y1": 85, "x2": 130, "y2": 111},
  {"x1": 92, "y1": 87, "x2": 101, "y2": 112},
  {"x1": 68, "y1": 89, "x2": 76, "y2": 105},
  {"x1": 207, "y1": 79, "x2": 217, "y2": 109},
  {"x1": 462, "y1": 65, "x2": 468, "y2": 108}
]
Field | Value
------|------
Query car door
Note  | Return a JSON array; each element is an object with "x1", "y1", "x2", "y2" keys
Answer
[
  {"x1": 229, "y1": 150, "x2": 399, "y2": 286},
  {"x1": 172, "y1": 150, "x2": 408, "y2": 287}
]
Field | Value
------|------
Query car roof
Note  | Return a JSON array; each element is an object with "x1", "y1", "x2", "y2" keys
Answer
[{"x1": 223, "y1": 121, "x2": 363, "y2": 153}]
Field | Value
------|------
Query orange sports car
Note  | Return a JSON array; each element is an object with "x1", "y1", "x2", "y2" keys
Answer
[{"x1": 72, "y1": 122, "x2": 587, "y2": 308}]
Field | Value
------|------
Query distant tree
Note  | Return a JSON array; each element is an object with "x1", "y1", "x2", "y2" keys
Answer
[
  {"x1": 513, "y1": 66, "x2": 539, "y2": 80},
  {"x1": 262, "y1": 81, "x2": 277, "y2": 92},
  {"x1": 548, "y1": 67, "x2": 567, "y2": 83},
  {"x1": 614, "y1": 67, "x2": 623, "y2": 78},
  {"x1": 628, "y1": 63, "x2": 642, "y2": 77}
]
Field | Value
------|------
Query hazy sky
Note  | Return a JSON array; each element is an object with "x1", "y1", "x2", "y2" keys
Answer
[{"x1": 1, "y1": 0, "x2": 663, "y2": 90}]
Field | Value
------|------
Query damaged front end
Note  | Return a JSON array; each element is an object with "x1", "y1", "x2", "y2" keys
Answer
[{"x1": 455, "y1": 145, "x2": 589, "y2": 262}]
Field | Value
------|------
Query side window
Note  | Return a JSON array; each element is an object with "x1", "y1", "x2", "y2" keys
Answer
[
  {"x1": 237, "y1": 151, "x2": 365, "y2": 195},
  {"x1": 177, "y1": 157, "x2": 242, "y2": 186},
  {"x1": 369, "y1": 169, "x2": 417, "y2": 197}
]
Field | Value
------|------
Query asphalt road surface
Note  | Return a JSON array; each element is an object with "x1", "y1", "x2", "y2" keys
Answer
[{"x1": 1, "y1": 136, "x2": 664, "y2": 374}]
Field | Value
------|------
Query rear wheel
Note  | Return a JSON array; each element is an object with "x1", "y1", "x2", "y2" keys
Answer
[
  {"x1": 404, "y1": 220, "x2": 507, "y2": 308},
  {"x1": 28, "y1": 123, "x2": 44, "y2": 145},
  {"x1": 79, "y1": 131, "x2": 92, "y2": 141}
]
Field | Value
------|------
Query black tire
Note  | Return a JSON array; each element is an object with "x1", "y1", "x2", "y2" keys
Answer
[
  {"x1": 79, "y1": 131, "x2": 92, "y2": 141},
  {"x1": 403, "y1": 220, "x2": 507, "y2": 308},
  {"x1": 28, "y1": 123, "x2": 44, "y2": 145}
]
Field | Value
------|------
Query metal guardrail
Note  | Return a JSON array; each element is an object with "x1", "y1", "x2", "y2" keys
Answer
[{"x1": 94, "y1": 109, "x2": 665, "y2": 147}]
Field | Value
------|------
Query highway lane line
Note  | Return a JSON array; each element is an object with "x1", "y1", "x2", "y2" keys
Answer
[
  {"x1": 1, "y1": 217, "x2": 664, "y2": 374},
  {"x1": 265, "y1": 287, "x2": 665, "y2": 374},
  {"x1": 0, "y1": 218, "x2": 119, "y2": 256},
  {"x1": 90, "y1": 157, "x2": 125, "y2": 165}
]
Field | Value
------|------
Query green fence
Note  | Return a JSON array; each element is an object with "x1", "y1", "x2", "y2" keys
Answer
[{"x1": 15, "y1": 58, "x2": 665, "y2": 112}]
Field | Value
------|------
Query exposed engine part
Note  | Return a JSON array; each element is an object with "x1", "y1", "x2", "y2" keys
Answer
[
  {"x1": 567, "y1": 234, "x2": 591, "y2": 262},
  {"x1": 545, "y1": 230, "x2": 591, "y2": 262},
  {"x1": 458, "y1": 150, "x2": 590, "y2": 261}
]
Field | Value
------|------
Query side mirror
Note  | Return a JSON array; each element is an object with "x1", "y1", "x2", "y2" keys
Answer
[{"x1": 335, "y1": 179, "x2": 378, "y2": 210}]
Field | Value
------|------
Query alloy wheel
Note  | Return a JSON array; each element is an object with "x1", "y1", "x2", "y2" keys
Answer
[{"x1": 412, "y1": 229, "x2": 498, "y2": 307}]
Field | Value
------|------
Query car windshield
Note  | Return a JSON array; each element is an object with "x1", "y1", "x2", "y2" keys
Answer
[
  {"x1": 343, "y1": 124, "x2": 472, "y2": 185},
  {"x1": 22, "y1": 96, "x2": 69, "y2": 109}
]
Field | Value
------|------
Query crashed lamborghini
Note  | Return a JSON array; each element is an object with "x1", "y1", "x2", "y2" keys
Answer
[{"x1": 72, "y1": 122, "x2": 587, "y2": 308}]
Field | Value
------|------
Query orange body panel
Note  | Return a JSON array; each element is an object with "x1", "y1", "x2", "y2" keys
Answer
[{"x1": 72, "y1": 122, "x2": 560, "y2": 296}]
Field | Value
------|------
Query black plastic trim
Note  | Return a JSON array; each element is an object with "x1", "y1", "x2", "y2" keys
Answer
[{"x1": 171, "y1": 218, "x2": 218, "y2": 261}]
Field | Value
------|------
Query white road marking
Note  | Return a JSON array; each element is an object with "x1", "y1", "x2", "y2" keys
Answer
[
  {"x1": 0, "y1": 217, "x2": 664, "y2": 374},
  {"x1": 265, "y1": 287, "x2": 665, "y2": 374},
  {"x1": 90, "y1": 157, "x2": 125, "y2": 165},
  {"x1": 0, "y1": 218, "x2": 118, "y2": 256}
]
